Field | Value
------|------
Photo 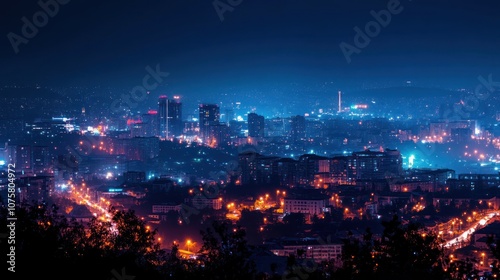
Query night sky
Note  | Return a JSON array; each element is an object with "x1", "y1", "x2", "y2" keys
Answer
[{"x1": 1, "y1": 0, "x2": 499, "y2": 97}]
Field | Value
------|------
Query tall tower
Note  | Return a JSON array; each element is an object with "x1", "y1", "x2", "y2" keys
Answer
[
  {"x1": 248, "y1": 113, "x2": 265, "y2": 138},
  {"x1": 290, "y1": 115, "x2": 306, "y2": 143},
  {"x1": 199, "y1": 104, "x2": 220, "y2": 141},
  {"x1": 142, "y1": 110, "x2": 158, "y2": 137},
  {"x1": 158, "y1": 95, "x2": 183, "y2": 139},
  {"x1": 158, "y1": 95, "x2": 168, "y2": 139},
  {"x1": 169, "y1": 95, "x2": 183, "y2": 137},
  {"x1": 338, "y1": 90, "x2": 342, "y2": 113}
]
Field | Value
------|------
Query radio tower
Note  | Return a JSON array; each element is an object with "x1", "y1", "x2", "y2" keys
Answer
[{"x1": 338, "y1": 90, "x2": 342, "y2": 113}]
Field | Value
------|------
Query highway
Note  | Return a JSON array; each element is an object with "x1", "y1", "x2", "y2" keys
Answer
[
  {"x1": 66, "y1": 180, "x2": 117, "y2": 232},
  {"x1": 443, "y1": 211, "x2": 499, "y2": 248}
]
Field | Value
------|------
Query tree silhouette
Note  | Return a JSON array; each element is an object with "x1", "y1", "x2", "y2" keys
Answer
[
  {"x1": 337, "y1": 228, "x2": 377, "y2": 280},
  {"x1": 238, "y1": 209, "x2": 264, "y2": 245},
  {"x1": 376, "y1": 215, "x2": 446, "y2": 279},
  {"x1": 2, "y1": 201, "x2": 480, "y2": 280},
  {"x1": 197, "y1": 220, "x2": 256, "y2": 279},
  {"x1": 1, "y1": 202, "x2": 166, "y2": 279},
  {"x1": 283, "y1": 212, "x2": 305, "y2": 227},
  {"x1": 446, "y1": 257, "x2": 480, "y2": 280},
  {"x1": 336, "y1": 215, "x2": 448, "y2": 280},
  {"x1": 487, "y1": 235, "x2": 500, "y2": 279}
]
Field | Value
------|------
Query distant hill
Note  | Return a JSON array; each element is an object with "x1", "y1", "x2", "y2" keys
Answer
[
  {"x1": 348, "y1": 86, "x2": 458, "y2": 99},
  {"x1": 0, "y1": 86, "x2": 66, "y2": 100}
]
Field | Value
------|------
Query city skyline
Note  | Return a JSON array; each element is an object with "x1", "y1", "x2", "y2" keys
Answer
[{"x1": 2, "y1": 0, "x2": 500, "y2": 279}]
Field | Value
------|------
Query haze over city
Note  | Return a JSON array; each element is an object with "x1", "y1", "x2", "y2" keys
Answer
[{"x1": 1, "y1": 0, "x2": 500, "y2": 279}]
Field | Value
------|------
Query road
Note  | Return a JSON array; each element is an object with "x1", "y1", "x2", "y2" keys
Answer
[
  {"x1": 443, "y1": 211, "x2": 499, "y2": 248},
  {"x1": 66, "y1": 181, "x2": 117, "y2": 232}
]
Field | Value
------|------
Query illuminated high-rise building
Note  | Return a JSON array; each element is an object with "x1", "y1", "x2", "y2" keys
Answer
[
  {"x1": 158, "y1": 95, "x2": 183, "y2": 139},
  {"x1": 248, "y1": 113, "x2": 265, "y2": 138},
  {"x1": 199, "y1": 104, "x2": 220, "y2": 141},
  {"x1": 346, "y1": 149, "x2": 403, "y2": 181},
  {"x1": 16, "y1": 145, "x2": 31, "y2": 174},
  {"x1": 169, "y1": 96, "x2": 183, "y2": 137},
  {"x1": 141, "y1": 110, "x2": 158, "y2": 137},
  {"x1": 32, "y1": 146, "x2": 51, "y2": 174},
  {"x1": 338, "y1": 90, "x2": 342, "y2": 113},
  {"x1": 290, "y1": 115, "x2": 306, "y2": 143},
  {"x1": 158, "y1": 96, "x2": 168, "y2": 138}
]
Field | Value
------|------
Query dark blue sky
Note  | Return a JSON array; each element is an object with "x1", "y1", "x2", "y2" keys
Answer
[{"x1": 1, "y1": 0, "x2": 499, "y2": 96}]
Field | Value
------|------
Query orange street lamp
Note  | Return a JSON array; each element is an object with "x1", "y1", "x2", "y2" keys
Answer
[{"x1": 187, "y1": 239, "x2": 192, "y2": 252}]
